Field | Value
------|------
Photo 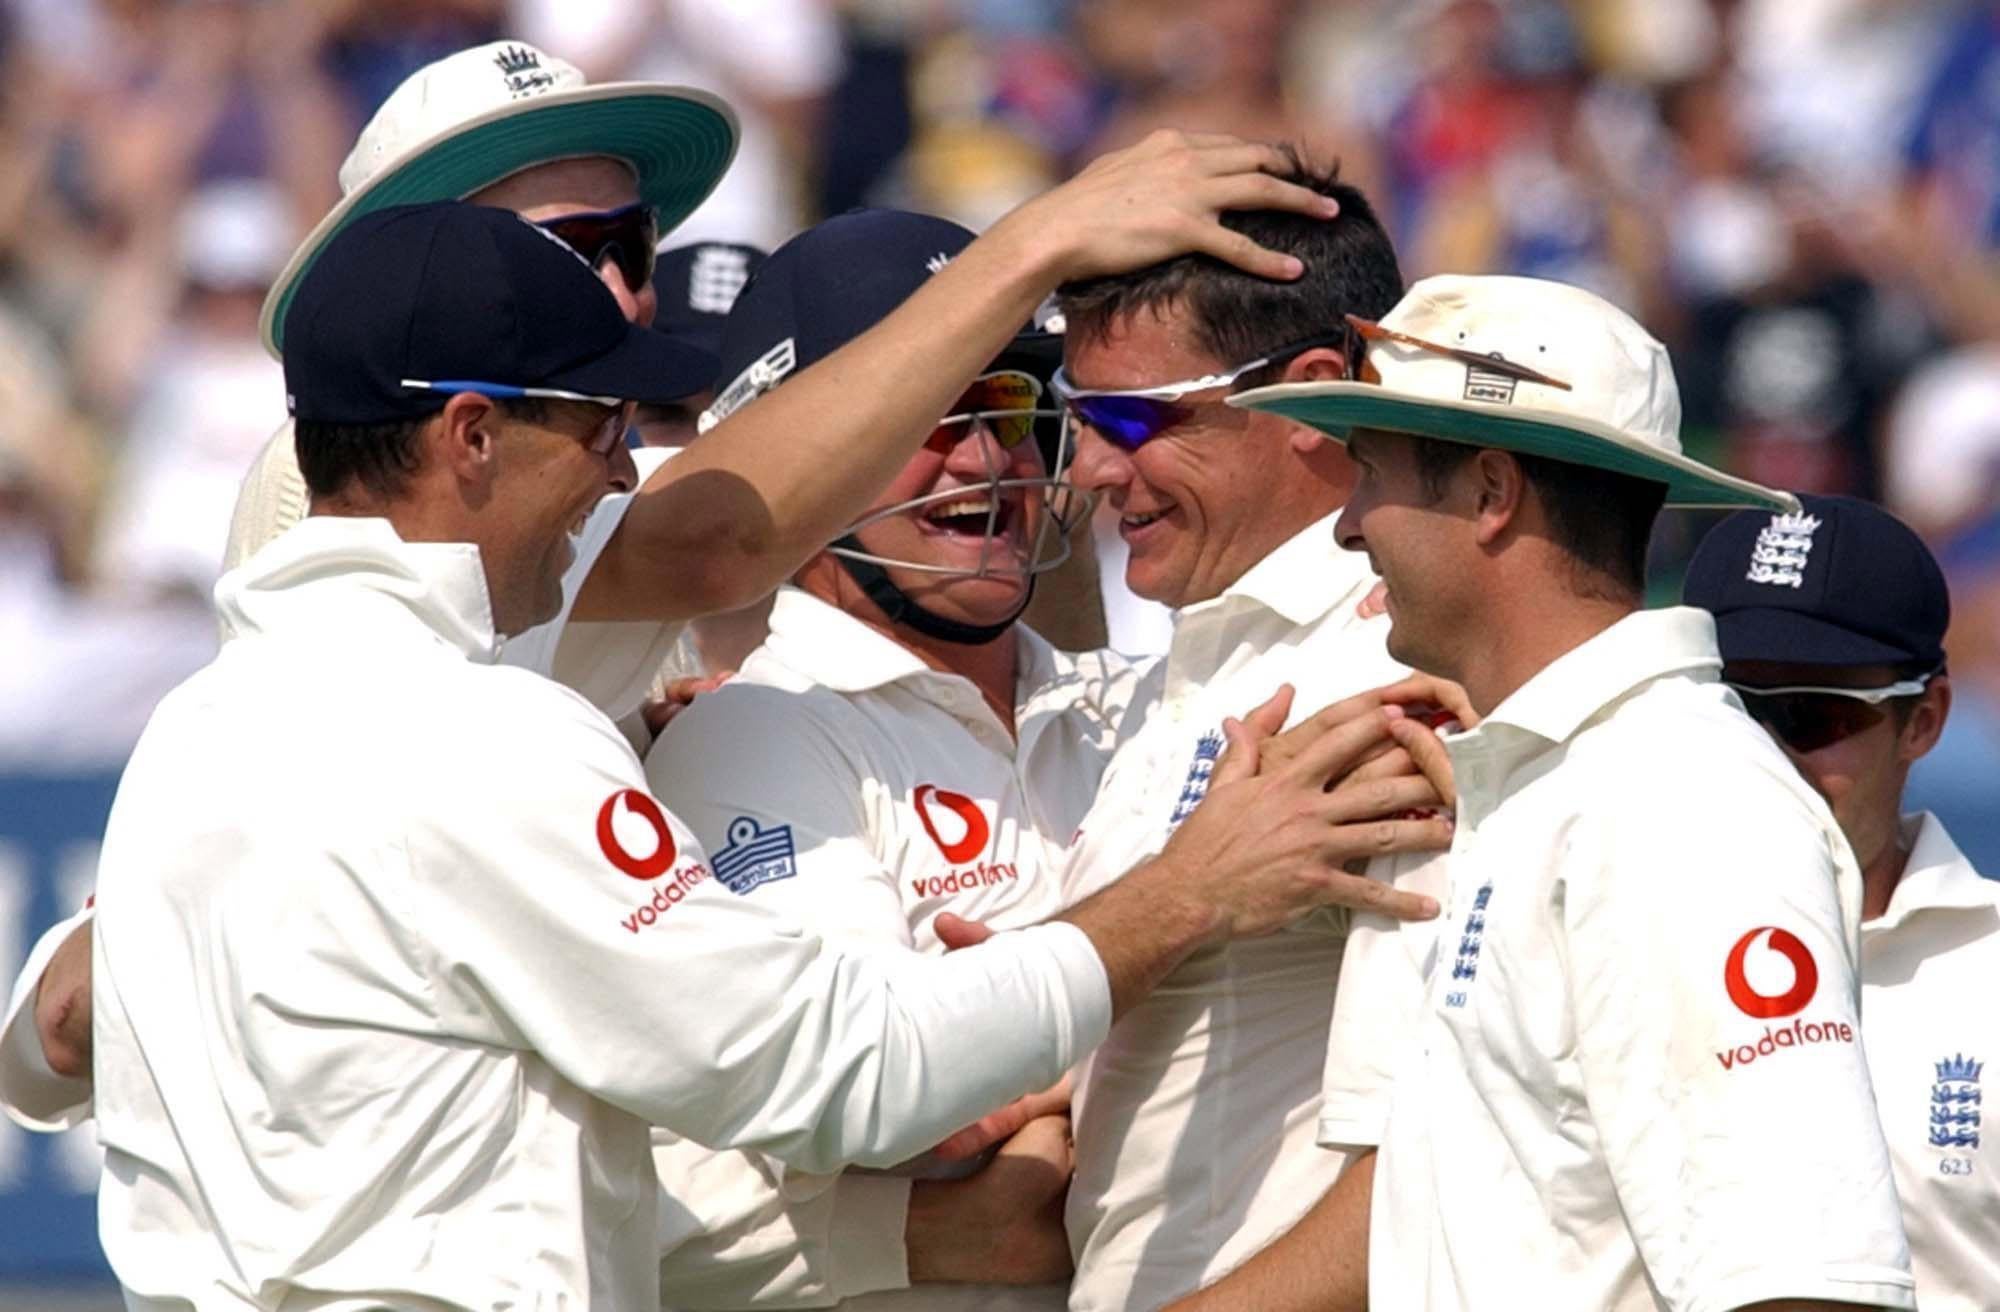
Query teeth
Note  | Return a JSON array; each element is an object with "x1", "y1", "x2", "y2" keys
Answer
[
  {"x1": 927, "y1": 497, "x2": 996, "y2": 520},
  {"x1": 1123, "y1": 509, "x2": 1165, "y2": 529}
]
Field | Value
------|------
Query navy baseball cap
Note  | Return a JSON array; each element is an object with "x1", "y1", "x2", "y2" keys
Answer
[
  {"x1": 1683, "y1": 493, "x2": 1950, "y2": 670},
  {"x1": 282, "y1": 201, "x2": 717, "y2": 425},
  {"x1": 651, "y1": 241, "x2": 766, "y2": 360},
  {"x1": 704, "y1": 209, "x2": 976, "y2": 424}
]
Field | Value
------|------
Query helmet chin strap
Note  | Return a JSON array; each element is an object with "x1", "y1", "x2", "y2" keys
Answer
[{"x1": 831, "y1": 534, "x2": 1031, "y2": 646}]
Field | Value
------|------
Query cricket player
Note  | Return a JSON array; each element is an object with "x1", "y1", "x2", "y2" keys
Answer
[
  {"x1": 87, "y1": 199, "x2": 1441, "y2": 1311},
  {"x1": 1, "y1": 42, "x2": 1345, "y2": 1129},
  {"x1": 1046, "y1": 156, "x2": 1457, "y2": 1311},
  {"x1": 1236, "y1": 273, "x2": 1916, "y2": 1309},
  {"x1": 1685, "y1": 495, "x2": 1999, "y2": 1309}
]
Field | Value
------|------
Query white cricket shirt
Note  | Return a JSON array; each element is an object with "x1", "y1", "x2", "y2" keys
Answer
[
  {"x1": 1858, "y1": 812, "x2": 2000, "y2": 1310},
  {"x1": 91, "y1": 517, "x2": 1111, "y2": 1311},
  {"x1": 1060, "y1": 514, "x2": 1430, "y2": 1312},
  {"x1": 1369, "y1": 607, "x2": 1916, "y2": 1312},
  {"x1": 646, "y1": 586, "x2": 1142, "y2": 1312},
  {"x1": 0, "y1": 902, "x2": 94, "y2": 1130}
]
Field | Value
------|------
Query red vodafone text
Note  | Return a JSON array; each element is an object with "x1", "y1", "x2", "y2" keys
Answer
[
  {"x1": 619, "y1": 861, "x2": 713, "y2": 934},
  {"x1": 1714, "y1": 926, "x2": 1853, "y2": 1071},
  {"x1": 911, "y1": 861, "x2": 1020, "y2": 900}
]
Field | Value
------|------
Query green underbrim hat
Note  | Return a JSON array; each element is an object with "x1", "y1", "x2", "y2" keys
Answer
[
  {"x1": 260, "y1": 60, "x2": 737, "y2": 355},
  {"x1": 1231, "y1": 274, "x2": 1797, "y2": 513}
]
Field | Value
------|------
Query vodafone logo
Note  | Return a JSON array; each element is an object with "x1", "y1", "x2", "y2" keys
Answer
[
  {"x1": 596, "y1": 789, "x2": 678, "y2": 880},
  {"x1": 913, "y1": 785, "x2": 990, "y2": 864},
  {"x1": 1724, "y1": 927, "x2": 1820, "y2": 1019}
]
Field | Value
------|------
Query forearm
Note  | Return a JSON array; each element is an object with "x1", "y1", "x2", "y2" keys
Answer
[
  {"x1": 1059, "y1": 853, "x2": 1222, "y2": 1018},
  {"x1": 575, "y1": 222, "x2": 1060, "y2": 622},
  {"x1": 1165, "y1": 1150, "x2": 1373, "y2": 1312}
]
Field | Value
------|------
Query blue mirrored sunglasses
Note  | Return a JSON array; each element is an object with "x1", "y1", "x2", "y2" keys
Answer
[{"x1": 1051, "y1": 329, "x2": 1354, "y2": 450}]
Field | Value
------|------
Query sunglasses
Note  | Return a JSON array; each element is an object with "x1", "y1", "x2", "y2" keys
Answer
[
  {"x1": 1730, "y1": 672, "x2": 1935, "y2": 753},
  {"x1": 536, "y1": 203, "x2": 659, "y2": 294},
  {"x1": 1052, "y1": 316, "x2": 1574, "y2": 452},
  {"x1": 1050, "y1": 330, "x2": 1351, "y2": 451},
  {"x1": 401, "y1": 379, "x2": 631, "y2": 455},
  {"x1": 923, "y1": 370, "x2": 1045, "y2": 455}
]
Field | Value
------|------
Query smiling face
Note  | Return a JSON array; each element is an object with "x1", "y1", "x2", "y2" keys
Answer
[
  {"x1": 1061, "y1": 303, "x2": 1351, "y2": 608},
  {"x1": 477, "y1": 396, "x2": 639, "y2": 635},
  {"x1": 1336, "y1": 427, "x2": 1482, "y2": 678}
]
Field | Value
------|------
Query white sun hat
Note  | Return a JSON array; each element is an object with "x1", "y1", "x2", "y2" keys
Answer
[
  {"x1": 257, "y1": 40, "x2": 737, "y2": 356},
  {"x1": 1231, "y1": 273, "x2": 1797, "y2": 511}
]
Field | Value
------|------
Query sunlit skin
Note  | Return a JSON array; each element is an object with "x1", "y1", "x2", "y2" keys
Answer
[
  {"x1": 795, "y1": 415, "x2": 1052, "y2": 731},
  {"x1": 472, "y1": 157, "x2": 659, "y2": 326},
  {"x1": 1727, "y1": 658, "x2": 1953, "y2": 920},
  {"x1": 1062, "y1": 303, "x2": 1353, "y2": 608}
]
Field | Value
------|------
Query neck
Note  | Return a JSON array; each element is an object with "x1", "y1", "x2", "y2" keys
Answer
[
  {"x1": 1459, "y1": 591, "x2": 1636, "y2": 717},
  {"x1": 1859, "y1": 813, "x2": 1914, "y2": 922}
]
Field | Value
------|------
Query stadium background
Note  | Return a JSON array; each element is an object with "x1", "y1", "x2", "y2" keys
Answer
[{"x1": 1, "y1": 0, "x2": 1996, "y2": 1303}]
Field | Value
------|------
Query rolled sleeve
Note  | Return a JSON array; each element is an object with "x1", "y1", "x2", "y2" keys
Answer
[{"x1": 1, "y1": 906, "x2": 94, "y2": 1130}]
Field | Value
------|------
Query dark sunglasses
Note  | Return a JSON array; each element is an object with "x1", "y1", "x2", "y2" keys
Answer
[
  {"x1": 922, "y1": 371, "x2": 1045, "y2": 454},
  {"x1": 1730, "y1": 672, "x2": 1934, "y2": 753},
  {"x1": 537, "y1": 203, "x2": 659, "y2": 294},
  {"x1": 1052, "y1": 314, "x2": 1574, "y2": 451}
]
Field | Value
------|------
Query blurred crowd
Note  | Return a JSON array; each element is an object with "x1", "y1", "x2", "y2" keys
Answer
[{"x1": 0, "y1": 0, "x2": 1995, "y2": 849}]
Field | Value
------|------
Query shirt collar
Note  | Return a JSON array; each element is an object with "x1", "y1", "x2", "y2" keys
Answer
[
  {"x1": 1869, "y1": 812, "x2": 1999, "y2": 932},
  {"x1": 215, "y1": 516, "x2": 498, "y2": 662},
  {"x1": 1181, "y1": 510, "x2": 1372, "y2": 631},
  {"x1": 758, "y1": 586, "x2": 1057, "y2": 732},
  {"x1": 1478, "y1": 607, "x2": 1723, "y2": 747}
]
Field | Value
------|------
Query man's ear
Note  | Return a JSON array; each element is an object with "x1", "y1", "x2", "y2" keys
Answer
[
  {"x1": 1470, "y1": 448, "x2": 1526, "y2": 546},
  {"x1": 430, "y1": 392, "x2": 501, "y2": 503},
  {"x1": 1901, "y1": 674, "x2": 1952, "y2": 765},
  {"x1": 1280, "y1": 348, "x2": 1351, "y2": 455}
]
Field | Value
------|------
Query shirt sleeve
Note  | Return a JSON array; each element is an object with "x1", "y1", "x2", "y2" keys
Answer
[
  {"x1": 647, "y1": 684, "x2": 910, "y2": 948},
  {"x1": 1563, "y1": 762, "x2": 1916, "y2": 1312},
  {"x1": 499, "y1": 446, "x2": 684, "y2": 721},
  {"x1": 655, "y1": 1129, "x2": 911, "y2": 1309},
  {"x1": 409, "y1": 674, "x2": 1111, "y2": 1175},
  {"x1": 0, "y1": 903, "x2": 95, "y2": 1130},
  {"x1": 1318, "y1": 850, "x2": 1449, "y2": 1149}
]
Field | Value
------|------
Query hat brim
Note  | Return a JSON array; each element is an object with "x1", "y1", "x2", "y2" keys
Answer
[
  {"x1": 548, "y1": 324, "x2": 719, "y2": 406},
  {"x1": 1712, "y1": 606, "x2": 1934, "y2": 670},
  {"x1": 1230, "y1": 381, "x2": 1799, "y2": 512},
  {"x1": 260, "y1": 83, "x2": 739, "y2": 357}
]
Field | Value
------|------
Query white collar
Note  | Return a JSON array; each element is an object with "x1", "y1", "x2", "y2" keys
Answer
[
  {"x1": 1868, "y1": 812, "x2": 1999, "y2": 933},
  {"x1": 756, "y1": 586, "x2": 1062, "y2": 733},
  {"x1": 215, "y1": 516, "x2": 498, "y2": 662},
  {"x1": 1178, "y1": 510, "x2": 1373, "y2": 632},
  {"x1": 1475, "y1": 607, "x2": 1722, "y2": 748}
]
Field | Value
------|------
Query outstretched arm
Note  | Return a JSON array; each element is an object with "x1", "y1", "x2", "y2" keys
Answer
[{"x1": 574, "y1": 132, "x2": 1342, "y2": 622}]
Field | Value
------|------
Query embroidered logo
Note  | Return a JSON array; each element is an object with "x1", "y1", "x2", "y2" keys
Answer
[
  {"x1": 711, "y1": 816, "x2": 798, "y2": 895},
  {"x1": 1745, "y1": 512, "x2": 1822, "y2": 588},
  {"x1": 596, "y1": 790, "x2": 678, "y2": 881},
  {"x1": 1724, "y1": 927, "x2": 1819, "y2": 1019},
  {"x1": 1445, "y1": 882, "x2": 1492, "y2": 1007},
  {"x1": 914, "y1": 785, "x2": 990, "y2": 863},
  {"x1": 492, "y1": 44, "x2": 556, "y2": 96},
  {"x1": 1930, "y1": 1053, "x2": 1983, "y2": 1151},
  {"x1": 1167, "y1": 730, "x2": 1226, "y2": 829},
  {"x1": 1463, "y1": 359, "x2": 1520, "y2": 404},
  {"x1": 925, "y1": 251, "x2": 954, "y2": 275},
  {"x1": 688, "y1": 245, "x2": 754, "y2": 316}
]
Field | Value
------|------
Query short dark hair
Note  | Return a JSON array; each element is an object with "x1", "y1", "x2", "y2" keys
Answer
[
  {"x1": 295, "y1": 396, "x2": 553, "y2": 500},
  {"x1": 1408, "y1": 438, "x2": 1667, "y2": 599},
  {"x1": 1057, "y1": 148, "x2": 1403, "y2": 372}
]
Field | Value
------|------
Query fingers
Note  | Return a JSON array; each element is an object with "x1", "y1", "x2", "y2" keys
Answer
[
  {"x1": 1189, "y1": 224, "x2": 1305, "y2": 281},
  {"x1": 1318, "y1": 773, "x2": 1446, "y2": 825},
  {"x1": 1311, "y1": 866, "x2": 1442, "y2": 921},
  {"x1": 934, "y1": 912, "x2": 995, "y2": 951},
  {"x1": 1389, "y1": 716, "x2": 1457, "y2": 809},
  {"x1": 1347, "y1": 745, "x2": 1415, "y2": 783},
  {"x1": 1357, "y1": 580, "x2": 1388, "y2": 619},
  {"x1": 1279, "y1": 705, "x2": 1399, "y2": 790},
  {"x1": 1211, "y1": 715, "x2": 1263, "y2": 787},
  {"x1": 1240, "y1": 684, "x2": 1295, "y2": 738}
]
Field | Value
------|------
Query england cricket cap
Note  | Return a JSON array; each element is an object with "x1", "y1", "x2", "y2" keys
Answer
[
  {"x1": 651, "y1": 241, "x2": 766, "y2": 360},
  {"x1": 282, "y1": 202, "x2": 715, "y2": 425},
  {"x1": 702, "y1": 209, "x2": 976, "y2": 428},
  {"x1": 1231, "y1": 274, "x2": 1797, "y2": 511},
  {"x1": 1683, "y1": 493, "x2": 1950, "y2": 670},
  {"x1": 259, "y1": 40, "x2": 738, "y2": 355}
]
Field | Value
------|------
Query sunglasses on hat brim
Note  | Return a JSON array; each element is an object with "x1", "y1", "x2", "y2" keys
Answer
[
  {"x1": 923, "y1": 370, "x2": 1047, "y2": 455},
  {"x1": 537, "y1": 203, "x2": 659, "y2": 295},
  {"x1": 1052, "y1": 316, "x2": 1572, "y2": 451},
  {"x1": 401, "y1": 378, "x2": 631, "y2": 455},
  {"x1": 1730, "y1": 671, "x2": 1936, "y2": 753}
]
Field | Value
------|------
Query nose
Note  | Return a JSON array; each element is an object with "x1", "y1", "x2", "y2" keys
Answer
[
  {"x1": 1334, "y1": 502, "x2": 1365, "y2": 553},
  {"x1": 1067, "y1": 424, "x2": 1135, "y2": 498},
  {"x1": 597, "y1": 259, "x2": 647, "y2": 324},
  {"x1": 607, "y1": 434, "x2": 639, "y2": 493},
  {"x1": 943, "y1": 419, "x2": 1016, "y2": 480}
]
